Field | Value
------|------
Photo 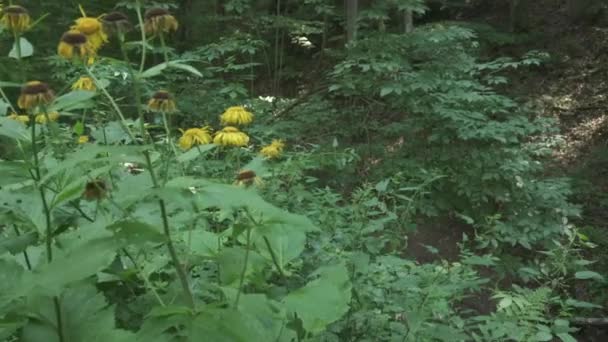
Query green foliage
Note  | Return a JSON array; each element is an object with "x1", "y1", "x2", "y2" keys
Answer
[{"x1": 0, "y1": 0, "x2": 604, "y2": 341}]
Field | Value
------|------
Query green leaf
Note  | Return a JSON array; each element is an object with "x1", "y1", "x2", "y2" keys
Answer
[
  {"x1": 185, "y1": 230, "x2": 221, "y2": 257},
  {"x1": 216, "y1": 247, "x2": 267, "y2": 286},
  {"x1": 177, "y1": 144, "x2": 216, "y2": 163},
  {"x1": 107, "y1": 220, "x2": 166, "y2": 245},
  {"x1": 283, "y1": 263, "x2": 351, "y2": 334},
  {"x1": 556, "y1": 333, "x2": 577, "y2": 342},
  {"x1": 170, "y1": 62, "x2": 203, "y2": 77},
  {"x1": 187, "y1": 307, "x2": 273, "y2": 342},
  {"x1": 574, "y1": 271, "x2": 604, "y2": 281},
  {"x1": 28, "y1": 237, "x2": 118, "y2": 296},
  {"x1": 564, "y1": 299, "x2": 602, "y2": 309},
  {"x1": 534, "y1": 331, "x2": 553, "y2": 341},
  {"x1": 0, "y1": 99, "x2": 9, "y2": 116},
  {"x1": 73, "y1": 121, "x2": 84, "y2": 135},
  {"x1": 0, "y1": 117, "x2": 31, "y2": 141},
  {"x1": 9, "y1": 37, "x2": 34, "y2": 58},
  {"x1": 50, "y1": 90, "x2": 96, "y2": 112},
  {"x1": 22, "y1": 283, "x2": 135, "y2": 342}
]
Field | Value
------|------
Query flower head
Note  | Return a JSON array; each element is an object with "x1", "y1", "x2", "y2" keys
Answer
[
  {"x1": 35, "y1": 112, "x2": 60, "y2": 124},
  {"x1": 18, "y1": 81, "x2": 54, "y2": 110},
  {"x1": 78, "y1": 135, "x2": 89, "y2": 144},
  {"x1": 57, "y1": 30, "x2": 91, "y2": 60},
  {"x1": 7, "y1": 113, "x2": 30, "y2": 124},
  {"x1": 178, "y1": 127, "x2": 212, "y2": 150},
  {"x1": 220, "y1": 106, "x2": 254, "y2": 126},
  {"x1": 72, "y1": 76, "x2": 96, "y2": 91},
  {"x1": 235, "y1": 170, "x2": 263, "y2": 187},
  {"x1": 144, "y1": 8, "x2": 178, "y2": 35},
  {"x1": 101, "y1": 11, "x2": 131, "y2": 35},
  {"x1": 148, "y1": 90, "x2": 177, "y2": 113},
  {"x1": 0, "y1": 5, "x2": 30, "y2": 34},
  {"x1": 83, "y1": 179, "x2": 108, "y2": 201},
  {"x1": 260, "y1": 139, "x2": 285, "y2": 159},
  {"x1": 213, "y1": 126, "x2": 249, "y2": 147},
  {"x1": 72, "y1": 5, "x2": 108, "y2": 51}
]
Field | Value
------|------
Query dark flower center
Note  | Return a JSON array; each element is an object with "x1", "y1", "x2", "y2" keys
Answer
[
  {"x1": 103, "y1": 11, "x2": 129, "y2": 23},
  {"x1": 61, "y1": 31, "x2": 87, "y2": 45},
  {"x1": 22, "y1": 81, "x2": 50, "y2": 95},
  {"x1": 145, "y1": 8, "x2": 170, "y2": 20},
  {"x1": 152, "y1": 91, "x2": 171, "y2": 100},
  {"x1": 237, "y1": 170, "x2": 256, "y2": 181},
  {"x1": 3, "y1": 5, "x2": 28, "y2": 15}
]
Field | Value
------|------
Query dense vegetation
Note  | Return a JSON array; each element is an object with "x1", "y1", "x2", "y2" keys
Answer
[{"x1": 0, "y1": 0, "x2": 606, "y2": 341}]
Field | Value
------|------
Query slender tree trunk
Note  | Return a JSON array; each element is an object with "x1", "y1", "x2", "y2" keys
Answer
[
  {"x1": 404, "y1": 10, "x2": 413, "y2": 33},
  {"x1": 346, "y1": 0, "x2": 358, "y2": 43}
]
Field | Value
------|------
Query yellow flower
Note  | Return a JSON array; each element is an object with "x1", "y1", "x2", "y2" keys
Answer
[
  {"x1": 72, "y1": 5, "x2": 108, "y2": 51},
  {"x1": 58, "y1": 30, "x2": 92, "y2": 60},
  {"x1": 220, "y1": 106, "x2": 254, "y2": 126},
  {"x1": 78, "y1": 135, "x2": 89, "y2": 144},
  {"x1": 147, "y1": 90, "x2": 177, "y2": 113},
  {"x1": 35, "y1": 112, "x2": 60, "y2": 124},
  {"x1": 178, "y1": 127, "x2": 212, "y2": 150},
  {"x1": 213, "y1": 126, "x2": 249, "y2": 147},
  {"x1": 18, "y1": 81, "x2": 55, "y2": 110},
  {"x1": 260, "y1": 139, "x2": 285, "y2": 159},
  {"x1": 0, "y1": 5, "x2": 31, "y2": 34},
  {"x1": 7, "y1": 113, "x2": 30, "y2": 124},
  {"x1": 235, "y1": 170, "x2": 263, "y2": 187},
  {"x1": 144, "y1": 8, "x2": 178, "y2": 35},
  {"x1": 72, "y1": 76, "x2": 96, "y2": 91}
]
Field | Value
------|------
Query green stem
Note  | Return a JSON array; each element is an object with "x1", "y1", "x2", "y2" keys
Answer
[
  {"x1": 12, "y1": 225, "x2": 32, "y2": 270},
  {"x1": 0, "y1": 87, "x2": 16, "y2": 113},
  {"x1": 158, "y1": 32, "x2": 170, "y2": 65},
  {"x1": 263, "y1": 235, "x2": 287, "y2": 280},
  {"x1": 135, "y1": 0, "x2": 148, "y2": 74},
  {"x1": 84, "y1": 66, "x2": 136, "y2": 142},
  {"x1": 234, "y1": 225, "x2": 252, "y2": 308},
  {"x1": 30, "y1": 116, "x2": 65, "y2": 342}
]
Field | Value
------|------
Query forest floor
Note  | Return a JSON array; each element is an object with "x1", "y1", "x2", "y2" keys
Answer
[{"x1": 477, "y1": 1, "x2": 608, "y2": 340}]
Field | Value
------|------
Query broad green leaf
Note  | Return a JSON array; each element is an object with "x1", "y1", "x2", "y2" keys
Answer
[
  {"x1": 0, "y1": 257, "x2": 26, "y2": 308},
  {"x1": 177, "y1": 144, "x2": 216, "y2": 163},
  {"x1": 107, "y1": 220, "x2": 166, "y2": 245},
  {"x1": 0, "y1": 230, "x2": 37, "y2": 255},
  {"x1": 50, "y1": 90, "x2": 96, "y2": 112},
  {"x1": 216, "y1": 247, "x2": 266, "y2": 286},
  {"x1": 253, "y1": 223, "x2": 306, "y2": 269},
  {"x1": 22, "y1": 283, "x2": 134, "y2": 342},
  {"x1": 574, "y1": 271, "x2": 604, "y2": 281},
  {"x1": 283, "y1": 263, "x2": 351, "y2": 334},
  {"x1": 185, "y1": 230, "x2": 221, "y2": 257},
  {"x1": 187, "y1": 307, "x2": 272, "y2": 342},
  {"x1": 9, "y1": 37, "x2": 34, "y2": 58},
  {"x1": 0, "y1": 117, "x2": 30, "y2": 141},
  {"x1": 28, "y1": 237, "x2": 118, "y2": 296}
]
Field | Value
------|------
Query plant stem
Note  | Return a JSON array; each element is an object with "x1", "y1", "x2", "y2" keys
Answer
[
  {"x1": 12, "y1": 225, "x2": 32, "y2": 270},
  {"x1": 0, "y1": 87, "x2": 16, "y2": 113},
  {"x1": 30, "y1": 116, "x2": 65, "y2": 342},
  {"x1": 135, "y1": 0, "x2": 148, "y2": 74},
  {"x1": 84, "y1": 66, "x2": 137, "y2": 142},
  {"x1": 158, "y1": 32, "x2": 170, "y2": 65},
  {"x1": 234, "y1": 225, "x2": 252, "y2": 308}
]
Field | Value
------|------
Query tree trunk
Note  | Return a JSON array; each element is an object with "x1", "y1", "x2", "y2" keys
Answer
[
  {"x1": 404, "y1": 10, "x2": 414, "y2": 33},
  {"x1": 346, "y1": 0, "x2": 358, "y2": 43}
]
